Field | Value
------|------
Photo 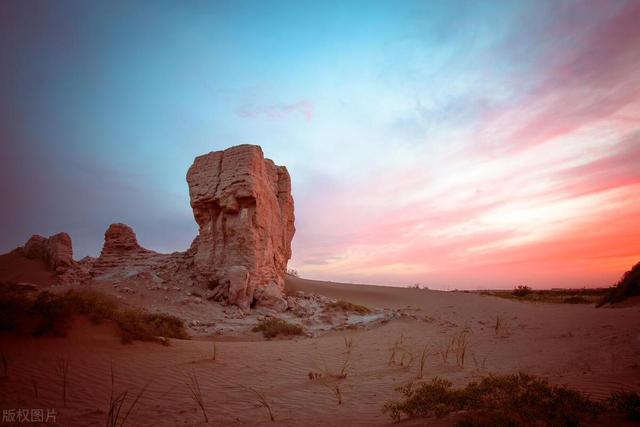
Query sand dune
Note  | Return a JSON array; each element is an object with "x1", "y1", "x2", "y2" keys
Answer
[{"x1": 1, "y1": 276, "x2": 639, "y2": 426}]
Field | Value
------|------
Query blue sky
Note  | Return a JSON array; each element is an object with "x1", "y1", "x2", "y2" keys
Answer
[{"x1": 2, "y1": 0, "x2": 639, "y2": 288}]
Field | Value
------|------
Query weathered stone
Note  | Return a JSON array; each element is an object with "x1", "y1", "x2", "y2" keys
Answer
[
  {"x1": 20, "y1": 232, "x2": 88, "y2": 285},
  {"x1": 186, "y1": 144, "x2": 295, "y2": 308},
  {"x1": 91, "y1": 223, "x2": 160, "y2": 277},
  {"x1": 227, "y1": 265, "x2": 253, "y2": 312},
  {"x1": 255, "y1": 282, "x2": 288, "y2": 312}
]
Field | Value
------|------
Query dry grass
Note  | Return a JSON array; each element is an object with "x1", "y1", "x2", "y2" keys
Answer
[
  {"x1": 384, "y1": 373, "x2": 603, "y2": 425},
  {"x1": 494, "y1": 315, "x2": 510, "y2": 336},
  {"x1": 418, "y1": 345, "x2": 428, "y2": 379},
  {"x1": 211, "y1": 342, "x2": 218, "y2": 361},
  {"x1": 0, "y1": 289, "x2": 187, "y2": 344},
  {"x1": 57, "y1": 356, "x2": 70, "y2": 406},
  {"x1": 327, "y1": 299, "x2": 372, "y2": 315},
  {"x1": 107, "y1": 364, "x2": 149, "y2": 427},
  {"x1": 343, "y1": 335, "x2": 353, "y2": 353},
  {"x1": 244, "y1": 386, "x2": 275, "y2": 422},
  {"x1": 185, "y1": 372, "x2": 208, "y2": 423},
  {"x1": 252, "y1": 318, "x2": 304, "y2": 339},
  {"x1": 0, "y1": 349, "x2": 7, "y2": 379},
  {"x1": 480, "y1": 287, "x2": 608, "y2": 305}
]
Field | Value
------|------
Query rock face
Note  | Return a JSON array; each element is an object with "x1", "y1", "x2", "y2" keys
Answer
[
  {"x1": 91, "y1": 223, "x2": 159, "y2": 277},
  {"x1": 21, "y1": 232, "x2": 88, "y2": 284},
  {"x1": 186, "y1": 145, "x2": 295, "y2": 311}
]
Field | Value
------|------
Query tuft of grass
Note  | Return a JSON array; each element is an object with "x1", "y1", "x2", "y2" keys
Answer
[
  {"x1": 343, "y1": 336, "x2": 353, "y2": 353},
  {"x1": 383, "y1": 373, "x2": 603, "y2": 425},
  {"x1": 417, "y1": 345, "x2": 428, "y2": 379},
  {"x1": 607, "y1": 391, "x2": 640, "y2": 422},
  {"x1": 211, "y1": 342, "x2": 218, "y2": 361},
  {"x1": 245, "y1": 386, "x2": 275, "y2": 422},
  {"x1": 0, "y1": 290, "x2": 187, "y2": 344},
  {"x1": 598, "y1": 261, "x2": 640, "y2": 306},
  {"x1": 327, "y1": 299, "x2": 372, "y2": 315},
  {"x1": 107, "y1": 364, "x2": 149, "y2": 427},
  {"x1": 0, "y1": 349, "x2": 7, "y2": 379},
  {"x1": 57, "y1": 356, "x2": 70, "y2": 406},
  {"x1": 185, "y1": 372, "x2": 208, "y2": 423},
  {"x1": 252, "y1": 318, "x2": 304, "y2": 339},
  {"x1": 494, "y1": 315, "x2": 510, "y2": 336}
]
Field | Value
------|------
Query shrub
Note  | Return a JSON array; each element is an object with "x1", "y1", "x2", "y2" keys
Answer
[
  {"x1": 327, "y1": 299, "x2": 372, "y2": 315},
  {"x1": 252, "y1": 318, "x2": 304, "y2": 339},
  {"x1": 607, "y1": 391, "x2": 640, "y2": 421},
  {"x1": 383, "y1": 373, "x2": 602, "y2": 425},
  {"x1": 598, "y1": 261, "x2": 640, "y2": 306},
  {"x1": 0, "y1": 289, "x2": 187, "y2": 344},
  {"x1": 512, "y1": 285, "x2": 532, "y2": 297}
]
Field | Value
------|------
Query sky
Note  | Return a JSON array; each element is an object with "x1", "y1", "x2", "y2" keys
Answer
[{"x1": 1, "y1": 0, "x2": 639, "y2": 290}]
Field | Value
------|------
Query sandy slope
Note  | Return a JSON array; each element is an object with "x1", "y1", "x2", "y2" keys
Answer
[{"x1": 1, "y1": 276, "x2": 639, "y2": 426}]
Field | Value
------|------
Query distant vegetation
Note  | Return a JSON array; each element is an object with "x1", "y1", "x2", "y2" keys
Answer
[
  {"x1": 383, "y1": 372, "x2": 639, "y2": 425},
  {"x1": 327, "y1": 299, "x2": 372, "y2": 315},
  {"x1": 597, "y1": 261, "x2": 640, "y2": 306},
  {"x1": 480, "y1": 286, "x2": 609, "y2": 304},
  {"x1": 252, "y1": 318, "x2": 304, "y2": 339},
  {"x1": 286, "y1": 268, "x2": 299, "y2": 277},
  {"x1": 0, "y1": 288, "x2": 187, "y2": 343}
]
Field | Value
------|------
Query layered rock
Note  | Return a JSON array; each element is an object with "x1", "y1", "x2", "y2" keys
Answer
[
  {"x1": 186, "y1": 144, "x2": 295, "y2": 312},
  {"x1": 20, "y1": 232, "x2": 88, "y2": 284},
  {"x1": 91, "y1": 223, "x2": 161, "y2": 277}
]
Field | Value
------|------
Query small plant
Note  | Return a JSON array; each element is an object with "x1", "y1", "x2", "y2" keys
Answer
[
  {"x1": 57, "y1": 356, "x2": 70, "y2": 406},
  {"x1": 451, "y1": 331, "x2": 468, "y2": 368},
  {"x1": 211, "y1": 342, "x2": 218, "y2": 361},
  {"x1": 607, "y1": 390, "x2": 640, "y2": 421},
  {"x1": 107, "y1": 364, "x2": 149, "y2": 427},
  {"x1": 418, "y1": 345, "x2": 428, "y2": 379},
  {"x1": 308, "y1": 371, "x2": 323, "y2": 380},
  {"x1": 32, "y1": 380, "x2": 39, "y2": 399},
  {"x1": 343, "y1": 336, "x2": 353, "y2": 353},
  {"x1": 327, "y1": 300, "x2": 372, "y2": 315},
  {"x1": 512, "y1": 285, "x2": 532, "y2": 297},
  {"x1": 383, "y1": 373, "x2": 602, "y2": 424},
  {"x1": 245, "y1": 386, "x2": 275, "y2": 422},
  {"x1": 494, "y1": 315, "x2": 510, "y2": 336},
  {"x1": 0, "y1": 349, "x2": 7, "y2": 378},
  {"x1": 185, "y1": 372, "x2": 208, "y2": 423},
  {"x1": 333, "y1": 384, "x2": 343, "y2": 405},
  {"x1": 252, "y1": 318, "x2": 304, "y2": 339}
]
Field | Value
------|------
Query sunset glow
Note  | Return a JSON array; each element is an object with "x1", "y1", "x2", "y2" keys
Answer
[{"x1": 1, "y1": 0, "x2": 639, "y2": 289}]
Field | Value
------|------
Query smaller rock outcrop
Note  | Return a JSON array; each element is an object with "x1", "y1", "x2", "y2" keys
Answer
[
  {"x1": 20, "y1": 232, "x2": 87, "y2": 284},
  {"x1": 91, "y1": 223, "x2": 159, "y2": 277}
]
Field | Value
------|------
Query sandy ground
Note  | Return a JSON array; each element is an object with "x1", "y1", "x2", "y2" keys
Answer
[{"x1": 1, "y1": 275, "x2": 639, "y2": 426}]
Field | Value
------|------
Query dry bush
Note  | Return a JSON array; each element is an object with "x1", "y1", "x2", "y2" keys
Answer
[
  {"x1": 252, "y1": 318, "x2": 304, "y2": 339},
  {"x1": 383, "y1": 373, "x2": 603, "y2": 425},
  {"x1": 598, "y1": 261, "x2": 640, "y2": 306},
  {"x1": 607, "y1": 391, "x2": 640, "y2": 422},
  {"x1": 0, "y1": 290, "x2": 187, "y2": 344},
  {"x1": 512, "y1": 285, "x2": 532, "y2": 297},
  {"x1": 327, "y1": 300, "x2": 372, "y2": 315}
]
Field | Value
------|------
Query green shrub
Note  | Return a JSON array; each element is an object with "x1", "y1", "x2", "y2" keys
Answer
[
  {"x1": 252, "y1": 318, "x2": 303, "y2": 339},
  {"x1": 383, "y1": 373, "x2": 602, "y2": 426}
]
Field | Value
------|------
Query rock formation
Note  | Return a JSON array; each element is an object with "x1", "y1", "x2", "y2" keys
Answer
[
  {"x1": 11, "y1": 145, "x2": 296, "y2": 312},
  {"x1": 20, "y1": 232, "x2": 88, "y2": 284},
  {"x1": 186, "y1": 144, "x2": 295, "y2": 312},
  {"x1": 91, "y1": 223, "x2": 161, "y2": 277}
]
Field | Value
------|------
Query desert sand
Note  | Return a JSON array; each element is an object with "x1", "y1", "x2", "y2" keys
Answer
[{"x1": 1, "y1": 274, "x2": 639, "y2": 426}]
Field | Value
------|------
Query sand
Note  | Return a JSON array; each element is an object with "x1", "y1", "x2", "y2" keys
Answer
[{"x1": 1, "y1": 275, "x2": 639, "y2": 426}]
